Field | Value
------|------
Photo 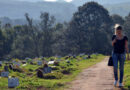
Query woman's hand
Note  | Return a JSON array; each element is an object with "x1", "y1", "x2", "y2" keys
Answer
[
  {"x1": 112, "y1": 38, "x2": 117, "y2": 46},
  {"x1": 113, "y1": 38, "x2": 117, "y2": 43}
]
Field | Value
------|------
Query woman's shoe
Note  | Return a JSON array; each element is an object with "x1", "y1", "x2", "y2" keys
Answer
[
  {"x1": 114, "y1": 80, "x2": 118, "y2": 86},
  {"x1": 119, "y1": 83, "x2": 123, "y2": 87}
]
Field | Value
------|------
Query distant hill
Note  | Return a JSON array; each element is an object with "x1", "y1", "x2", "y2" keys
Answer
[
  {"x1": 104, "y1": 2, "x2": 130, "y2": 17},
  {"x1": 0, "y1": 0, "x2": 77, "y2": 22},
  {"x1": 0, "y1": 0, "x2": 130, "y2": 25},
  {"x1": 71, "y1": 1, "x2": 130, "y2": 17},
  {"x1": 71, "y1": 0, "x2": 130, "y2": 6}
]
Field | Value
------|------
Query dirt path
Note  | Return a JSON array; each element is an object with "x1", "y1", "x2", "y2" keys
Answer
[{"x1": 66, "y1": 57, "x2": 119, "y2": 90}]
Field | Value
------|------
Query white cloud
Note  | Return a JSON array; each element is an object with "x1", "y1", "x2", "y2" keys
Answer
[
  {"x1": 44, "y1": 0, "x2": 57, "y2": 2},
  {"x1": 65, "y1": 0, "x2": 73, "y2": 2}
]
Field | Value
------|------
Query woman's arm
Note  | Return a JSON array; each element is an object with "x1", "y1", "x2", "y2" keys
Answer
[
  {"x1": 125, "y1": 40, "x2": 130, "y2": 60},
  {"x1": 112, "y1": 38, "x2": 116, "y2": 46}
]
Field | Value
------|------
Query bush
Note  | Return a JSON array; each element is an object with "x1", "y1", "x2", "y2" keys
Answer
[
  {"x1": 0, "y1": 70, "x2": 2, "y2": 75},
  {"x1": 61, "y1": 68, "x2": 77, "y2": 74},
  {"x1": 61, "y1": 66, "x2": 66, "y2": 69},
  {"x1": 43, "y1": 72, "x2": 63, "y2": 79},
  {"x1": 28, "y1": 69, "x2": 34, "y2": 72},
  {"x1": 51, "y1": 66, "x2": 59, "y2": 70},
  {"x1": 35, "y1": 67, "x2": 43, "y2": 71},
  {"x1": 0, "y1": 64, "x2": 2, "y2": 67},
  {"x1": 37, "y1": 69, "x2": 43, "y2": 78},
  {"x1": 54, "y1": 61, "x2": 59, "y2": 66},
  {"x1": 13, "y1": 67, "x2": 24, "y2": 73},
  {"x1": 30, "y1": 62, "x2": 36, "y2": 65},
  {"x1": 26, "y1": 73, "x2": 33, "y2": 76}
]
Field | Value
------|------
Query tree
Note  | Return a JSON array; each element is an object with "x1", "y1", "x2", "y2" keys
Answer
[
  {"x1": 65, "y1": 2, "x2": 113, "y2": 55},
  {"x1": 2, "y1": 25, "x2": 15, "y2": 56},
  {"x1": 52, "y1": 23, "x2": 67, "y2": 56},
  {"x1": 111, "y1": 14, "x2": 124, "y2": 25},
  {"x1": 39, "y1": 12, "x2": 56, "y2": 57},
  {"x1": 123, "y1": 13, "x2": 130, "y2": 48},
  {"x1": 0, "y1": 29, "x2": 6, "y2": 60},
  {"x1": 11, "y1": 14, "x2": 38, "y2": 59}
]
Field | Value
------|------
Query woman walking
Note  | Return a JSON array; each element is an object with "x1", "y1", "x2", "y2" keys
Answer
[{"x1": 112, "y1": 24, "x2": 129, "y2": 87}]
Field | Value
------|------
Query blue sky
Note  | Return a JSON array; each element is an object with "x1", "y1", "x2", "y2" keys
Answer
[{"x1": 17, "y1": 0, "x2": 73, "y2": 2}]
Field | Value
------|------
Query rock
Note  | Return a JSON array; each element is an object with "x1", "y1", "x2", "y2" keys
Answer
[
  {"x1": 0, "y1": 61, "x2": 2, "y2": 65},
  {"x1": 54, "y1": 61, "x2": 59, "y2": 66},
  {"x1": 4, "y1": 66, "x2": 9, "y2": 71},
  {"x1": 0, "y1": 64, "x2": 2, "y2": 67},
  {"x1": 37, "y1": 69, "x2": 43, "y2": 78},
  {"x1": 15, "y1": 62, "x2": 20, "y2": 67},
  {"x1": 65, "y1": 56, "x2": 69, "y2": 60},
  {"x1": 29, "y1": 69, "x2": 33, "y2": 72},
  {"x1": 88, "y1": 55, "x2": 91, "y2": 59},
  {"x1": 12, "y1": 67, "x2": 23, "y2": 73},
  {"x1": 43, "y1": 64, "x2": 48, "y2": 68},
  {"x1": 30, "y1": 62, "x2": 35, "y2": 65},
  {"x1": 25, "y1": 57, "x2": 30, "y2": 60},
  {"x1": 66, "y1": 60, "x2": 70, "y2": 63},
  {"x1": 51, "y1": 66, "x2": 59, "y2": 70},
  {"x1": 61, "y1": 69, "x2": 70, "y2": 74},
  {"x1": 83, "y1": 57, "x2": 87, "y2": 59},
  {"x1": 37, "y1": 61, "x2": 42, "y2": 66},
  {"x1": 1, "y1": 71, "x2": 9, "y2": 77},
  {"x1": 48, "y1": 61, "x2": 55, "y2": 65},
  {"x1": 43, "y1": 67, "x2": 52, "y2": 74},
  {"x1": 8, "y1": 77, "x2": 19, "y2": 88},
  {"x1": 22, "y1": 61, "x2": 26, "y2": 64},
  {"x1": 35, "y1": 67, "x2": 43, "y2": 71},
  {"x1": 73, "y1": 55, "x2": 76, "y2": 58},
  {"x1": 22, "y1": 64, "x2": 27, "y2": 66},
  {"x1": 57, "y1": 59, "x2": 61, "y2": 62},
  {"x1": 9, "y1": 64, "x2": 13, "y2": 70},
  {"x1": 50, "y1": 59, "x2": 54, "y2": 61},
  {"x1": 79, "y1": 53, "x2": 85, "y2": 56}
]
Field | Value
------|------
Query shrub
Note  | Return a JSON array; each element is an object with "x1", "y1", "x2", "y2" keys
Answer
[
  {"x1": 35, "y1": 67, "x2": 43, "y2": 71},
  {"x1": 9, "y1": 64, "x2": 13, "y2": 70},
  {"x1": 0, "y1": 70, "x2": 2, "y2": 75},
  {"x1": 26, "y1": 73, "x2": 33, "y2": 76},
  {"x1": 28, "y1": 69, "x2": 34, "y2": 72},
  {"x1": 30, "y1": 62, "x2": 36, "y2": 65},
  {"x1": 13, "y1": 67, "x2": 24, "y2": 73},
  {"x1": 61, "y1": 66, "x2": 66, "y2": 69},
  {"x1": 61, "y1": 68, "x2": 77, "y2": 74},
  {"x1": 43, "y1": 72, "x2": 63, "y2": 79},
  {"x1": 54, "y1": 61, "x2": 59, "y2": 66},
  {"x1": 51, "y1": 66, "x2": 59, "y2": 70},
  {"x1": 37, "y1": 69, "x2": 43, "y2": 78},
  {"x1": 0, "y1": 64, "x2": 2, "y2": 67}
]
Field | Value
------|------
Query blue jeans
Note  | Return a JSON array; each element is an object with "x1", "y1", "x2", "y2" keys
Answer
[{"x1": 112, "y1": 52, "x2": 126, "y2": 83}]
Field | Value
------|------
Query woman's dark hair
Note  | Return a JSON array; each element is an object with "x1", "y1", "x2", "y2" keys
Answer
[
  {"x1": 114, "y1": 24, "x2": 123, "y2": 35},
  {"x1": 116, "y1": 25, "x2": 122, "y2": 30}
]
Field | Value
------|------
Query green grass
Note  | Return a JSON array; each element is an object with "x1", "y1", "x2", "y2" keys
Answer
[
  {"x1": 124, "y1": 60, "x2": 130, "y2": 90},
  {"x1": 0, "y1": 54, "x2": 105, "y2": 90}
]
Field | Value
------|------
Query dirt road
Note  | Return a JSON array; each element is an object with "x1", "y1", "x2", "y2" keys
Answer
[{"x1": 67, "y1": 57, "x2": 118, "y2": 90}]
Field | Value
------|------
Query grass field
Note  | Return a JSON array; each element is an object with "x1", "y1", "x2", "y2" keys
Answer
[
  {"x1": 124, "y1": 59, "x2": 130, "y2": 90},
  {"x1": 0, "y1": 54, "x2": 105, "y2": 90}
]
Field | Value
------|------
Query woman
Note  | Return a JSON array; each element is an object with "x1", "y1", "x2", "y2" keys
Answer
[{"x1": 112, "y1": 24, "x2": 129, "y2": 87}]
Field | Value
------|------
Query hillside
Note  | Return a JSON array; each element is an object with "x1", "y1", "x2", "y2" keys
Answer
[
  {"x1": 72, "y1": 1, "x2": 130, "y2": 17},
  {"x1": 0, "y1": 0, "x2": 77, "y2": 22},
  {"x1": 104, "y1": 2, "x2": 130, "y2": 17},
  {"x1": 71, "y1": 0, "x2": 130, "y2": 6},
  {"x1": 0, "y1": 0, "x2": 130, "y2": 25}
]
